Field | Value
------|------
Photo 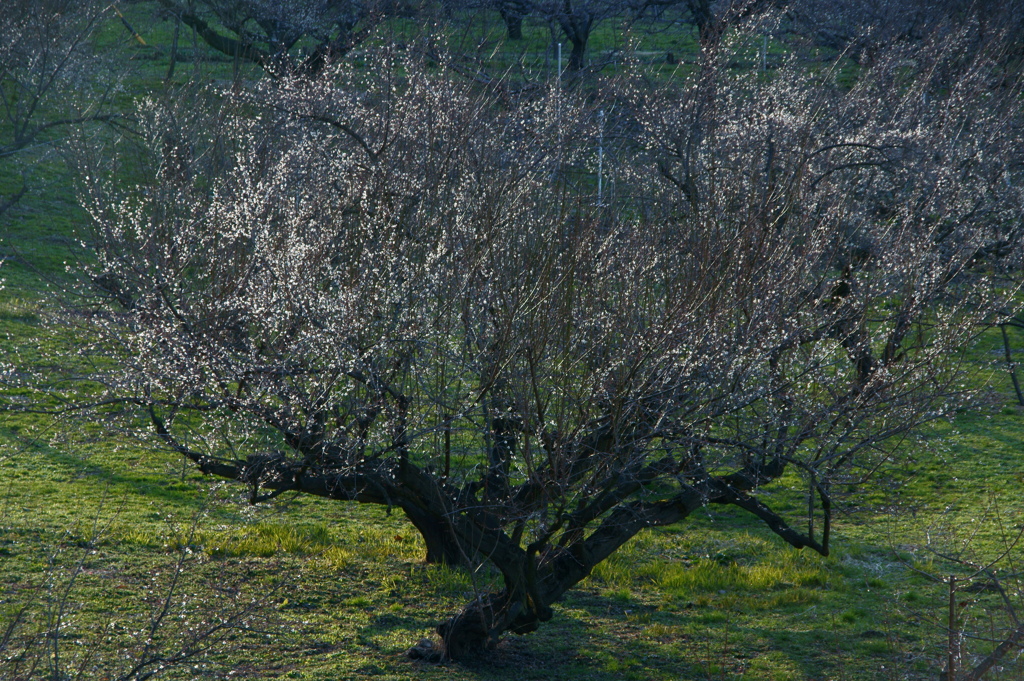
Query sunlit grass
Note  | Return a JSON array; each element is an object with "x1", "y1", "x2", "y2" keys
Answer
[{"x1": 0, "y1": 296, "x2": 41, "y2": 324}]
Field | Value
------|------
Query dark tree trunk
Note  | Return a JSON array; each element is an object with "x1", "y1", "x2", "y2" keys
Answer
[
  {"x1": 686, "y1": 0, "x2": 714, "y2": 45},
  {"x1": 686, "y1": 0, "x2": 778, "y2": 49},
  {"x1": 435, "y1": 491, "x2": 710, "y2": 659},
  {"x1": 500, "y1": 9, "x2": 524, "y2": 41},
  {"x1": 557, "y1": 0, "x2": 592, "y2": 72},
  {"x1": 402, "y1": 504, "x2": 468, "y2": 566},
  {"x1": 437, "y1": 588, "x2": 553, "y2": 658},
  {"x1": 568, "y1": 36, "x2": 587, "y2": 71},
  {"x1": 165, "y1": 16, "x2": 180, "y2": 82}
]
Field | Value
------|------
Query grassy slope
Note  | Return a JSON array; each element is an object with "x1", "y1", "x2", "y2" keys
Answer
[{"x1": 2, "y1": 5, "x2": 1023, "y2": 680}]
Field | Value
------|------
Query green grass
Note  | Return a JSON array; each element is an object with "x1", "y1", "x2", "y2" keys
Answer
[
  {"x1": 4, "y1": 350, "x2": 1023, "y2": 678},
  {"x1": 10, "y1": 405, "x2": 1012, "y2": 680}
]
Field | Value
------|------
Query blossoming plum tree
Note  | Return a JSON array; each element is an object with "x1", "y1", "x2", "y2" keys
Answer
[{"x1": 60, "y1": 19, "x2": 1024, "y2": 659}]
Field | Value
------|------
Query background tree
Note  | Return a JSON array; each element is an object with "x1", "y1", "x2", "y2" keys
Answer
[
  {"x1": 532, "y1": 0, "x2": 688, "y2": 71},
  {"x1": 27, "y1": 9, "x2": 1024, "y2": 662},
  {"x1": 152, "y1": 0, "x2": 424, "y2": 77},
  {"x1": 495, "y1": 0, "x2": 532, "y2": 40},
  {"x1": 681, "y1": 0, "x2": 779, "y2": 47},
  {"x1": 885, "y1": 498, "x2": 1024, "y2": 680},
  {"x1": 0, "y1": 0, "x2": 119, "y2": 218},
  {"x1": 788, "y1": 0, "x2": 1024, "y2": 68}
]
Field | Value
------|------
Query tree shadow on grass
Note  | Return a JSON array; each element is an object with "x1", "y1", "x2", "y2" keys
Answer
[
  {"x1": 545, "y1": 585, "x2": 885, "y2": 680},
  {"x1": 5, "y1": 429, "x2": 207, "y2": 507},
  {"x1": 353, "y1": 597, "x2": 635, "y2": 681}
]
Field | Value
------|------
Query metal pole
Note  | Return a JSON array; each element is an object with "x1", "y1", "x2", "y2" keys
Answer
[
  {"x1": 948, "y1": 576, "x2": 957, "y2": 681},
  {"x1": 598, "y1": 109, "x2": 604, "y2": 205},
  {"x1": 558, "y1": 42, "x2": 562, "y2": 86}
]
